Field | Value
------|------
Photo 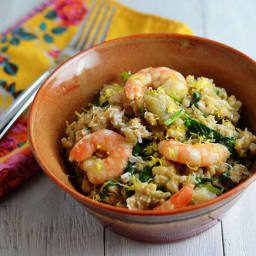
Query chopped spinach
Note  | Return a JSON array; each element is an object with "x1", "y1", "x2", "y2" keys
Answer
[
  {"x1": 228, "y1": 153, "x2": 247, "y2": 166},
  {"x1": 195, "y1": 177, "x2": 222, "y2": 195},
  {"x1": 95, "y1": 100, "x2": 109, "y2": 108},
  {"x1": 139, "y1": 165, "x2": 153, "y2": 182},
  {"x1": 101, "y1": 179, "x2": 121, "y2": 195},
  {"x1": 138, "y1": 161, "x2": 160, "y2": 182},
  {"x1": 197, "y1": 183, "x2": 223, "y2": 195},
  {"x1": 124, "y1": 161, "x2": 136, "y2": 175},
  {"x1": 132, "y1": 139, "x2": 152, "y2": 157},
  {"x1": 142, "y1": 142, "x2": 157, "y2": 156},
  {"x1": 121, "y1": 71, "x2": 132, "y2": 85},
  {"x1": 165, "y1": 109, "x2": 184, "y2": 126},
  {"x1": 99, "y1": 101, "x2": 109, "y2": 107},
  {"x1": 219, "y1": 171, "x2": 231, "y2": 184},
  {"x1": 202, "y1": 112, "x2": 208, "y2": 118},
  {"x1": 132, "y1": 143, "x2": 144, "y2": 156},
  {"x1": 124, "y1": 187, "x2": 135, "y2": 197},
  {"x1": 219, "y1": 171, "x2": 237, "y2": 192},
  {"x1": 221, "y1": 171, "x2": 230, "y2": 179},
  {"x1": 184, "y1": 114, "x2": 236, "y2": 153},
  {"x1": 195, "y1": 177, "x2": 215, "y2": 185},
  {"x1": 187, "y1": 92, "x2": 207, "y2": 117},
  {"x1": 190, "y1": 91, "x2": 201, "y2": 107}
]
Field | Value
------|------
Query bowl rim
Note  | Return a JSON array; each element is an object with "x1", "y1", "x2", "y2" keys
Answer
[{"x1": 29, "y1": 33, "x2": 256, "y2": 216}]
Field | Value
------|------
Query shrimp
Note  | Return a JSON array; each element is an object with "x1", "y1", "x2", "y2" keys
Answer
[
  {"x1": 69, "y1": 129, "x2": 132, "y2": 185},
  {"x1": 154, "y1": 184, "x2": 194, "y2": 210},
  {"x1": 124, "y1": 67, "x2": 187, "y2": 101},
  {"x1": 158, "y1": 139, "x2": 230, "y2": 168}
]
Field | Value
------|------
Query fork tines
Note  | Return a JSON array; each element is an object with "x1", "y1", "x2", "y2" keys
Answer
[{"x1": 71, "y1": 0, "x2": 117, "y2": 51}]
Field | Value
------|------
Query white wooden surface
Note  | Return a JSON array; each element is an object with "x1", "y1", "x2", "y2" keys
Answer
[{"x1": 1, "y1": 0, "x2": 256, "y2": 255}]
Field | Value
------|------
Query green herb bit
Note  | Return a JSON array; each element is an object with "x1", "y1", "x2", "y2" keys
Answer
[
  {"x1": 124, "y1": 187, "x2": 135, "y2": 197},
  {"x1": 132, "y1": 139, "x2": 152, "y2": 157},
  {"x1": 75, "y1": 111, "x2": 82, "y2": 118},
  {"x1": 170, "y1": 94, "x2": 182, "y2": 103},
  {"x1": 228, "y1": 154, "x2": 243, "y2": 166},
  {"x1": 197, "y1": 183, "x2": 223, "y2": 195},
  {"x1": 101, "y1": 179, "x2": 121, "y2": 195},
  {"x1": 190, "y1": 91, "x2": 201, "y2": 107},
  {"x1": 195, "y1": 177, "x2": 215, "y2": 185},
  {"x1": 95, "y1": 100, "x2": 101, "y2": 107},
  {"x1": 138, "y1": 160, "x2": 160, "y2": 182},
  {"x1": 216, "y1": 90, "x2": 220, "y2": 96},
  {"x1": 132, "y1": 143, "x2": 143, "y2": 156},
  {"x1": 99, "y1": 101, "x2": 109, "y2": 107},
  {"x1": 222, "y1": 171, "x2": 230, "y2": 178},
  {"x1": 95, "y1": 100, "x2": 109, "y2": 107},
  {"x1": 219, "y1": 171, "x2": 231, "y2": 182},
  {"x1": 124, "y1": 161, "x2": 136, "y2": 175},
  {"x1": 202, "y1": 112, "x2": 208, "y2": 118},
  {"x1": 139, "y1": 165, "x2": 154, "y2": 182},
  {"x1": 184, "y1": 115, "x2": 236, "y2": 152},
  {"x1": 121, "y1": 71, "x2": 132, "y2": 85},
  {"x1": 142, "y1": 142, "x2": 157, "y2": 156},
  {"x1": 165, "y1": 109, "x2": 184, "y2": 126},
  {"x1": 219, "y1": 171, "x2": 235, "y2": 192}
]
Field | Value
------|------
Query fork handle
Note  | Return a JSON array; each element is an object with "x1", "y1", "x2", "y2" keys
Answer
[
  {"x1": 0, "y1": 67, "x2": 55, "y2": 139},
  {"x1": 0, "y1": 89, "x2": 38, "y2": 140}
]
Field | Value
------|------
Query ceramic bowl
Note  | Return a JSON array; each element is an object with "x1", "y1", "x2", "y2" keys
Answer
[{"x1": 29, "y1": 34, "x2": 256, "y2": 243}]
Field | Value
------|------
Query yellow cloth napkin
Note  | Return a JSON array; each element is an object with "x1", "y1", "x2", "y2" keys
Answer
[{"x1": 0, "y1": 0, "x2": 193, "y2": 196}]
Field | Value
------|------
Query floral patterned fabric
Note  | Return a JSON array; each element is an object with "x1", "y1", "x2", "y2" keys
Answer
[{"x1": 0, "y1": 0, "x2": 193, "y2": 197}]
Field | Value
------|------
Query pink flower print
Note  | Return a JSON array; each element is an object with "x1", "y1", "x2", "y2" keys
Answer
[{"x1": 55, "y1": 0, "x2": 88, "y2": 25}]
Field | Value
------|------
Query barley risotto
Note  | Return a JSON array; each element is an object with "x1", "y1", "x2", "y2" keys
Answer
[{"x1": 61, "y1": 67, "x2": 256, "y2": 211}]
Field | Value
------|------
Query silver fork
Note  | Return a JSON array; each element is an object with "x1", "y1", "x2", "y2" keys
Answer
[{"x1": 0, "y1": 0, "x2": 116, "y2": 140}]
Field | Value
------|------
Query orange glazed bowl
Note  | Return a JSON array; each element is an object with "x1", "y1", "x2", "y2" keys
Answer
[{"x1": 29, "y1": 34, "x2": 256, "y2": 243}]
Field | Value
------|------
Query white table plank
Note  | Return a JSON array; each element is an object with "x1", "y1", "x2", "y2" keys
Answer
[
  {"x1": 202, "y1": 1, "x2": 256, "y2": 255},
  {"x1": 0, "y1": 174, "x2": 104, "y2": 256},
  {"x1": 222, "y1": 185, "x2": 256, "y2": 256},
  {"x1": 105, "y1": 223, "x2": 223, "y2": 256},
  {"x1": 1, "y1": 0, "x2": 256, "y2": 255}
]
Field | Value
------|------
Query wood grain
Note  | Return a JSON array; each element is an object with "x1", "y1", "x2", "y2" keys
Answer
[
  {"x1": 1, "y1": 0, "x2": 256, "y2": 255},
  {"x1": 0, "y1": 174, "x2": 104, "y2": 256},
  {"x1": 222, "y1": 185, "x2": 256, "y2": 256},
  {"x1": 202, "y1": 2, "x2": 256, "y2": 254},
  {"x1": 105, "y1": 223, "x2": 223, "y2": 256}
]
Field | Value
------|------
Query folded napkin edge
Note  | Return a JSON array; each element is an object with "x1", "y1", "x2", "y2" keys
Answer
[{"x1": 114, "y1": 0, "x2": 193, "y2": 35}]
